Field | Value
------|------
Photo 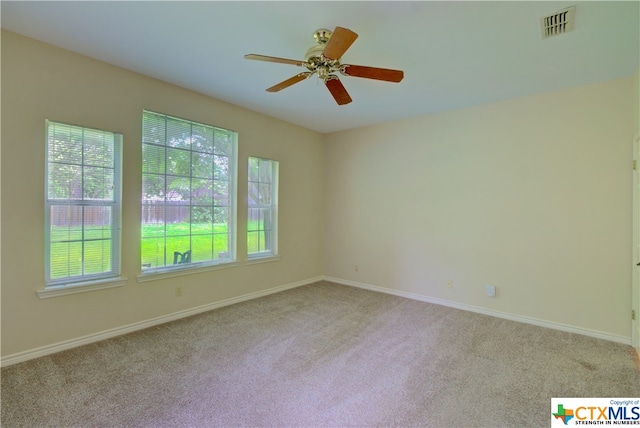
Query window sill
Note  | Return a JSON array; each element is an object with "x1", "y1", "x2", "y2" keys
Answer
[
  {"x1": 37, "y1": 276, "x2": 128, "y2": 299},
  {"x1": 136, "y1": 260, "x2": 240, "y2": 283},
  {"x1": 245, "y1": 255, "x2": 280, "y2": 265}
]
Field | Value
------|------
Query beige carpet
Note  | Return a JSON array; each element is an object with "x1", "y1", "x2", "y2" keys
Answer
[{"x1": 2, "y1": 281, "x2": 639, "y2": 427}]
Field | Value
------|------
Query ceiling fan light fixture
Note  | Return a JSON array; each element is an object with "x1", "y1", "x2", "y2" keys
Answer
[{"x1": 317, "y1": 67, "x2": 329, "y2": 80}]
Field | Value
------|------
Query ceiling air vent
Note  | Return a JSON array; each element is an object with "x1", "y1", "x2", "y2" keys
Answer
[{"x1": 540, "y1": 6, "x2": 576, "y2": 39}]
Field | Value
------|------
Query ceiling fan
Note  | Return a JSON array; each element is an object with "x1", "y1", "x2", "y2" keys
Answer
[{"x1": 244, "y1": 27, "x2": 404, "y2": 106}]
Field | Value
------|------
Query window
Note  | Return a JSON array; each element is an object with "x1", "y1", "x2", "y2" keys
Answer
[
  {"x1": 141, "y1": 110, "x2": 237, "y2": 271},
  {"x1": 247, "y1": 157, "x2": 278, "y2": 258},
  {"x1": 45, "y1": 120, "x2": 122, "y2": 286}
]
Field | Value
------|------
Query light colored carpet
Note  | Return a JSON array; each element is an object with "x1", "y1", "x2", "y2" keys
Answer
[{"x1": 2, "y1": 281, "x2": 639, "y2": 427}]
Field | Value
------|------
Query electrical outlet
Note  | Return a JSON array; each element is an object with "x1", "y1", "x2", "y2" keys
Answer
[
  {"x1": 486, "y1": 285, "x2": 496, "y2": 297},
  {"x1": 447, "y1": 280, "x2": 452, "y2": 289},
  {"x1": 176, "y1": 286, "x2": 183, "y2": 297}
]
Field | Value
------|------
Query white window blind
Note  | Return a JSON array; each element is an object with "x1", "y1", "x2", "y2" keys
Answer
[
  {"x1": 45, "y1": 120, "x2": 122, "y2": 286},
  {"x1": 141, "y1": 110, "x2": 237, "y2": 271},
  {"x1": 247, "y1": 157, "x2": 278, "y2": 258}
]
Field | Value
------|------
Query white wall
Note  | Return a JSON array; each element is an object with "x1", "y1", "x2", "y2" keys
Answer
[
  {"x1": 2, "y1": 28, "x2": 637, "y2": 360},
  {"x1": 0, "y1": 31, "x2": 324, "y2": 358},
  {"x1": 324, "y1": 76, "x2": 636, "y2": 340}
]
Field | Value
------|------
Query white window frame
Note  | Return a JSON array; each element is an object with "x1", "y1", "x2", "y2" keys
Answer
[
  {"x1": 44, "y1": 120, "x2": 123, "y2": 289},
  {"x1": 247, "y1": 156, "x2": 279, "y2": 260},
  {"x1": 140, "y1": 110, "x2": 238, "y2": 276}
]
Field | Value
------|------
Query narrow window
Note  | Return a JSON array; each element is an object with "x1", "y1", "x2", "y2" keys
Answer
[
  {"x1": 247, "y1": 157, "x2": 278, "y2": 258},
  {"x1": 45, "y1": 121, "x2": 122, "y2": 286},
  {"x1": 141, "y1": 110, "x2": 237, "y2": 271}
]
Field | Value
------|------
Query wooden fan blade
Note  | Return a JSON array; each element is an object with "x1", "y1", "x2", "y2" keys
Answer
[
  {"x1": 341, "y1": 64, "x2": 404, "y2": 82},
  {"x1": 325, "y1": 77, "x2": 352, "y2": 105},
  {"x1": 322, "y1": 27, "x2": 358, "y2": 60},
  {"x1": 244, "y1": 54, "x2": 306, "y2": 67},
  {"x1": 266, "y1": 72, "x2": 312, "y2": 92}
]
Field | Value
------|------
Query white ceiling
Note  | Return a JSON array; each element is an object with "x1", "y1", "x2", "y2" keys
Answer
[{"x1": 2, "y1": 1, "x2": 638, "y2": 134}]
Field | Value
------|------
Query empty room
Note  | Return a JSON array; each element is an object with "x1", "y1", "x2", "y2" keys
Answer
[{"x1": 1, "y1": 1, "x2": 639, "y2": 427}]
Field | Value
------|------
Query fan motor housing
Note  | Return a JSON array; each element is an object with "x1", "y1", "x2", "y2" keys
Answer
[
  {"x1": 305, "y1": 29, "x2": 342, "y2": 78},
  {"x1": 305, "y1": 44, "x2": 325, "y2": 62}
]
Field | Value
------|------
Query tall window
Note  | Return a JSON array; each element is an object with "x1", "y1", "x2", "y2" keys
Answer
[
  {"x1": 45, "y1": 120, "x2": 122, "y2": 286},
  {"x1": 141, "y1": 110, "x2": 237, "y2": 271},
  {"x1": 247, "y1": 157, "x2": 278, "y2": 258}
]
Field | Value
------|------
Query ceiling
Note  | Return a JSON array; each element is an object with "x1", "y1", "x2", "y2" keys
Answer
[{"x1": 1, "y1": 1, "x2": 638, "y2": 134}]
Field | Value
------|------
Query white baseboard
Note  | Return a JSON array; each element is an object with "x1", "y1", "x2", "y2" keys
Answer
[
  {"x1": 4, "y1": 275, "x2": 630, "y2": 367},
  {"x1": 1, "y1": 276, "x2": 323, "y2": 367},
  {"x1": 324, "y1": 276, "x2": 632, "y2": 346}
]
